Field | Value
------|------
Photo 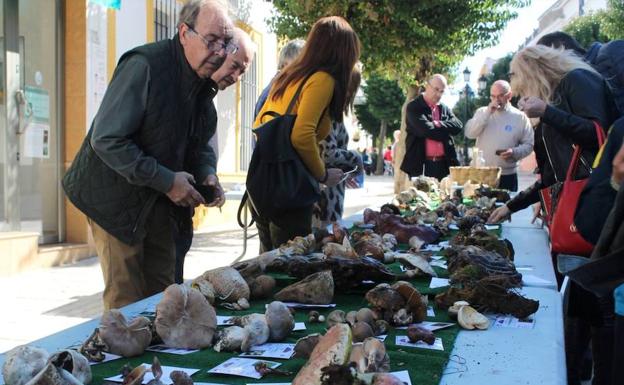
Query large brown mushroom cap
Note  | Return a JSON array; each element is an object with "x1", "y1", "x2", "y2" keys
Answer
[
  {"x1": 99, "y1": 310, "x2": 152, "y2": 357},
  {"x1": 155, "y1": 284, "x2": 217, "y2": 349}
]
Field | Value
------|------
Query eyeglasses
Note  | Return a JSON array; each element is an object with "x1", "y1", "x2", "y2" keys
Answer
[{"x1": 186, "y1": 24, "x2": 238, "y2": 55}]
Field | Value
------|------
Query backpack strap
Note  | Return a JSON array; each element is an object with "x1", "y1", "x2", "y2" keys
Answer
[{"x1": 285, "y1": 73, "x2": 315, "y2": 115}]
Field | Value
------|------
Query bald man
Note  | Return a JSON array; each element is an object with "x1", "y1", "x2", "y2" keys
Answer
[
  {"x1": 211, "y1": 28, "x2": 255, "y2": 90},
  {"x1": 464, "y1": 80, "x2": 533, "y2": 191},
  {"x1": 400, "y1": 74, "x2": 463, "y2": 180},
  {"x1": 173, "y1": 28, "x2": 255, "y2": 284}
]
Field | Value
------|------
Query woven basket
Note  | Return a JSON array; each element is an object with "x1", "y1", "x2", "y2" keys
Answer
[{"x1": 449, "y1": 166, "x2": 501, "y2": 187}]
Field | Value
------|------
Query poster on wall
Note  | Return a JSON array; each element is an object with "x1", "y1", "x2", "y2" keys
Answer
[
  {"x1": 24, "y1": 123, "x2": 50, "y2": 159},
  {"x1": 86, "y1": 2, "x2": 108, "y2": 127},
  {"x1": 25, "y1": 86, "x2": 50, "y2": 123}
]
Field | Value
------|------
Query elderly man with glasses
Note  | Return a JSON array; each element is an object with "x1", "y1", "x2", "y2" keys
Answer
[
  {"x1": 63, "y1": 0, "x2": 234, "y2": 310},
  {"x1": 400, "y1": 74, "x2": 463, "y2": 181},
  {"x1": 173, "y1": 27, "x2": 256, "y2": 285},
  {"x1": 464, "y1": 80, "x2": 534, "y2": 191}
]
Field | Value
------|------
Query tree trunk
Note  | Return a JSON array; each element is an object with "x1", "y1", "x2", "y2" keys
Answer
[
  {"x1": 375, "y1": 120, "x2": 387, "y2": 175},
  {"x1": 393, "y1": 85, "x2": 419, "y2": 193}
]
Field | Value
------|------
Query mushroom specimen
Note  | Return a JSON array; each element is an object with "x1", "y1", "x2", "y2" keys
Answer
[
  {"x1": 2, "y1": 345, "x2": 49, "y2": 385},
  {"x1": 98, "y1": 309, "x2": 152, "y2": 357},
  {"x1": 274, "y1": 270, "x2": 334, "y2": 304},
  {"x1": 155, "y1": 284, "x2": 217, "y2": 349}
]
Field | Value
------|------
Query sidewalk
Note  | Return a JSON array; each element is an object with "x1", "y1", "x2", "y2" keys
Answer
[{"x1": 0, "y1": 175, "x2": 396, "y2": 353}]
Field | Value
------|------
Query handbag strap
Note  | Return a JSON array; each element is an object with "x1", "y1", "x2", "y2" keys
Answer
[
  {"x1": 565, "y1": 121, "x2": 607, "y2": 181},
  {"x1": 285, "y1": 73, "x2": 315, "y2": 115},
  {"x1": 258, "y1": 73, "x2": 315, "y2": 122}
]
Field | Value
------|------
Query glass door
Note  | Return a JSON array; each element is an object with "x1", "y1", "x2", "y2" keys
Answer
[{"x1": 1, "y1": 0, "x2": 60, "y2": 243}]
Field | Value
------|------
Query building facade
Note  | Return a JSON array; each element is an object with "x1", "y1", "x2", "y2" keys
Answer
[
  {"x1": 523, "y1": 0, "x2": 608, "y2": 47},
  {"x1": 0, "y1": 0, "x2": 277, "y2": 275}
]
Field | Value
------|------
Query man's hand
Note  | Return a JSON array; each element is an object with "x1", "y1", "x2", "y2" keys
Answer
[
  {"x1": 498, "y1": 148, "x2": 514, "y2": 161},
  {"x1": 166, "y1": 172, "x2": 205, "y2": 207},
  {"x1": 202, "y1": 174, "x2": 225, "y2": 208},
  {"x1": 612, "y1": 142, "x2": 624, "y2": 188},
  {"x1": 488, "y1": 100, "x2": 501, "y2": 114},
  {"x1": 518, "y1": 96, "x2": 547, "y2": 118},
  {"x1": 323, "y1": 168, "x2": 345, "y2": 188},
  {"x1": 488, "y1": 204, "x2": 512, "y2": 224}
]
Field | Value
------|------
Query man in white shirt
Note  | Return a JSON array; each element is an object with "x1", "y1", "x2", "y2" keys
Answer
[{"x1": 464, "y1": 80, "x2": 534, "y2": 191}]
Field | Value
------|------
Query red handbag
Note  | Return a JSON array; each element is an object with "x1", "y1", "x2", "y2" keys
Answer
[{"x1": 546, "y1": 122, "x2": 605, "y2": 256}]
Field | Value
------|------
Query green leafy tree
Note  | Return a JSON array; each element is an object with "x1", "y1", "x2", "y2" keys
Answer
[
  {"x1": 603, "y1": 0, "x2": 624, "y2": 40},
  {"x1": 474, "y1": 53, "x2": 513, "y2": 108},
  {"x1": 356, "y1": 74, "x2": 404, "y2": 174},
  {"x1": 268, "y1": 0, "x2": 530, "y2": 84},
  {"x1": 564, "y1": 10, "x2": 610, "y2": 47}
]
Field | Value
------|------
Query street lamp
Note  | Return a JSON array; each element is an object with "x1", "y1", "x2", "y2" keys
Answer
[
  {"x1": 462, "y1": 67, "x2": 471, "y2": 165},
  {"x1": 478, "y1": 75, "x2": 488, "y2": 95}
]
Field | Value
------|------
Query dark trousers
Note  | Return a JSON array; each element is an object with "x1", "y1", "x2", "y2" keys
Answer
[
  {"x1": 423, "y1": 159, "x2": 450, "y2": 181},
  {"x1": 614, "y1": 315, "x2": 624, "y2": 385},
  {"x1": 173, "y1": 206, "x2": 194, "y2": 284},
  {"x1": 565, "y1": 289, "x2": 615, "y2": 385},
  {"x1": 254, "y1": 205, "x2": 313, "y2": 253},
  {"x1": 499, "y1": 173, "x2": 518, "y2": 191},
  {"x1": 173, "y1": 228, "x2": 193, "y2": 284}
]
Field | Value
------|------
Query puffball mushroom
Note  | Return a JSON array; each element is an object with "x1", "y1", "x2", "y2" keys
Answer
[
  {"x1": 239, "y1": 314, "x2": 270, "y2": 352},
  {"x1": 155, "y1": 284, "x2": 217, "y2": 349},
  {"x1": 200, "y1": 266, "x2": 250, "y2": 304},
  {"x1": 98, "y1": 309, "x2": 152, "y2": 357},
  {"x1": 249, "y1": 275, "x2": 276, "y2": 300},
  {"x1": 265, "y1": 301, "x2": 295, "y2": 342},
  {"x1": 2, "y1": 345, "x2": 49, "y2": 385}
]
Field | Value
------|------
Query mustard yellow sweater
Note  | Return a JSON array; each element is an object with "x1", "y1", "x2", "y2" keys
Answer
[{"x1": 254, "y1": 71, "x2": 334, "y2": 179}]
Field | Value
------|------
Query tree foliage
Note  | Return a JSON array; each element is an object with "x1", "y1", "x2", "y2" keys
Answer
[
  {"x1": 563, "y1": 10, "x2": 610, "y2": 47},
  {"x1": 354, "y1": 74, "x2": 403, "y2": 144},
  {"x1": 268, "y1": 0, "x2": 529, "y2": 84},
  {"x1": 603, "y1": 0, "x2": 624, "y2": 40},
  {"x1": 563, "y1": 0, "x2": 624, "y2": 45},
  {"x1": 474, "y1": 54, "x2": 513, "y2": 108}
]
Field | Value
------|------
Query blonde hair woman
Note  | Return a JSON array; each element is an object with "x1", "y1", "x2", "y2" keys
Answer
[
  {"x1": 489, "y1": 45, "x2": 615, "y2": 222},
  {"x1": 488, "y1": 45, "x2": 617, "y2": 385}
]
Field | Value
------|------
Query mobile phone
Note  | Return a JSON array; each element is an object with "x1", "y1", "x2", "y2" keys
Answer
[
  {"x1": 193, "y1": 183, "x2": 216, "y2": 203},
  {"x1": 495, "y1": 149, "x2": 505, "y2": 156}
]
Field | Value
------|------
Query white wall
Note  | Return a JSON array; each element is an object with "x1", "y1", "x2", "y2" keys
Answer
[
  {"x1": 116, "y1": 1, "x2": 147, "y2": 62},
  {"x1": 214, "y1": 87, "x2": 238, "y2": 174}
]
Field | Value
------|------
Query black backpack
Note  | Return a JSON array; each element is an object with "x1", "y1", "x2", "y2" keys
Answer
[{"x1": 245, "y1": 76, "x2": 321, "y2": 219}]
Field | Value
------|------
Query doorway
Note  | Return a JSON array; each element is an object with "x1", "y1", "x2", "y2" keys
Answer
[{"x1": 1, "y1": 0, "x2": 62, "y2": 243}]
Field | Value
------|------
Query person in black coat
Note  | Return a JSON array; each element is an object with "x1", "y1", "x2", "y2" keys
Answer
[
  {"x1": 538, "y1": 31, "x2": 624, "y2": 116},
  {"x1": 400, "y1": 74, "x2": 462, "y2": 181},
  {"x1": 575, "y1": 117, "x2": 624, "y2": 245},
  {"x1": 488, "y1": 45, "x2": 618, "y2": 385}
]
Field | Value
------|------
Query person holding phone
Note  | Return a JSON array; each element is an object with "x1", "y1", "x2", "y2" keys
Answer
[
  {"x1": 312, "y1": 65, "x2": 363, "y2": 229},
  {"x1": 254, "y1": 16, "x2": 360, "y2": 252},
  {"x1": 464, "y1": 80, "x2": 534, "y2": 191}
]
